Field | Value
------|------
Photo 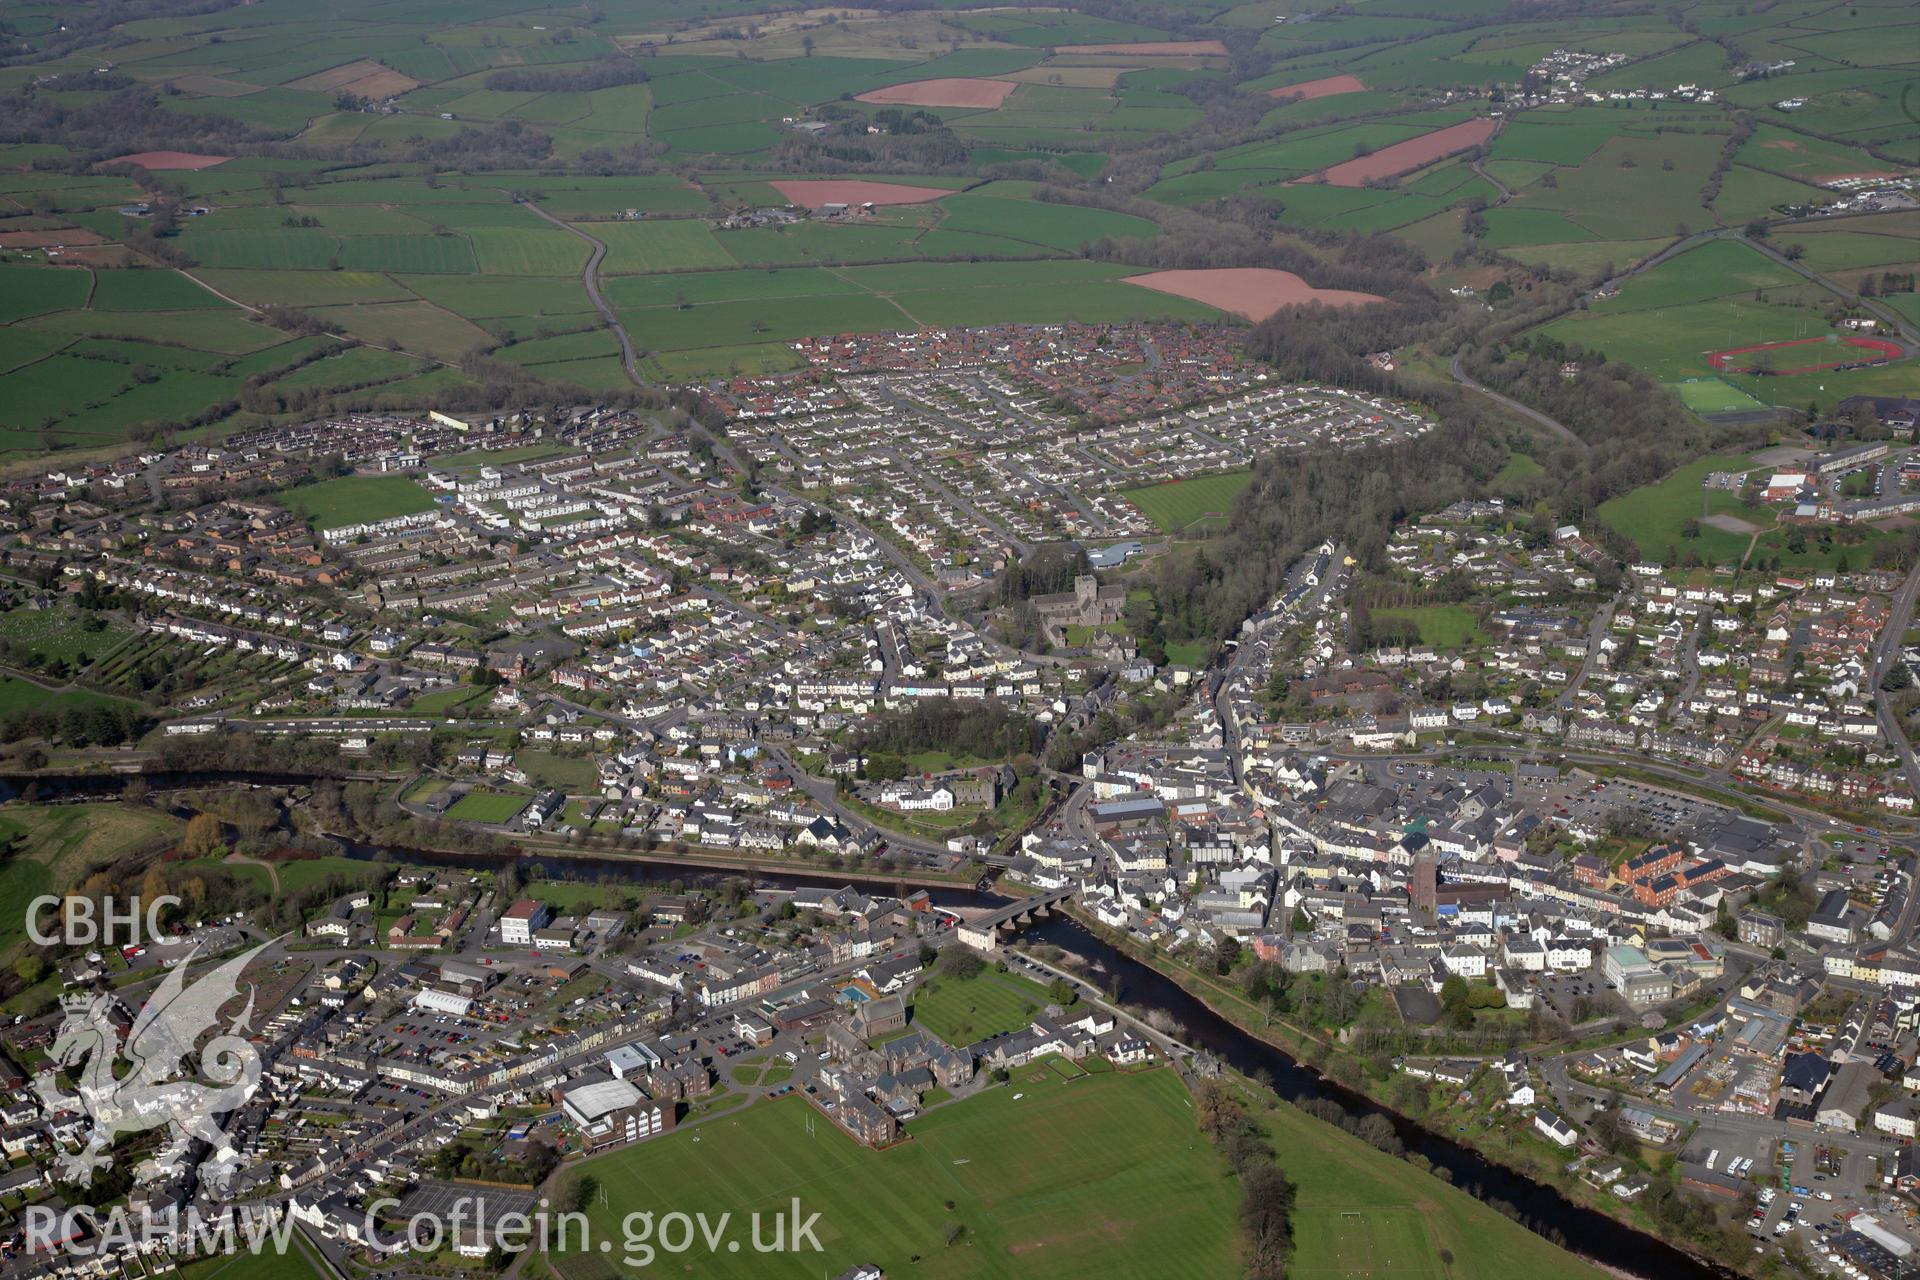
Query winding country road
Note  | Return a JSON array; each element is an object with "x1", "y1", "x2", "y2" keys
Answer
[
  {"x1": 515, "y1": 198, "x2": 647, "y2": 387},
  {"x1": 1446, "y1": 350, "x2": 1589, "y2": 450}
]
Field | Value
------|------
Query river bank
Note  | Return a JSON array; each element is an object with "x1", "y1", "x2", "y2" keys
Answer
[
  {"x1": 1049, "y1": 908, "x2": 1744, "y2": 1280},
  {"x1": 12, "y1": 769, "x2": 1731, "y2": 1280}
]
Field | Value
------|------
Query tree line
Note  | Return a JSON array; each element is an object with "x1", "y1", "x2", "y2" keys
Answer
[
  {"x1": 852, "y1": 698, "x2": 1044, "y2": 763},
  {"x1": 484, "y1": 58, "x2": 646, "y2": 93},
  {"x1": 1195, "y1": 1080, "x2": 1295, "y2": 1280}
]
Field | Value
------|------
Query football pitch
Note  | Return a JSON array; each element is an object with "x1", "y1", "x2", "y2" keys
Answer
[
  {"x1": 1122, "y1": 469, "x2": 1253, "y2": 535},
  {"x1": 1667, "y1": 378, "x2": 1767, "y2": 416},
  {"x1": 551, "y1": 1064, "x2": 1239, "y2": 1280},
  {"x1": 1291, "y1": 1206, "x2": 1445, "y2": 1279}
]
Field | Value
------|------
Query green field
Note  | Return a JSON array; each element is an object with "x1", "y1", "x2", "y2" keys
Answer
[
  {"x1": 514, "y1": 749, "x2": 598, "y2": 791},
  {"x1": 0, "y1": 677, "x2": 136, "y2": 716},
  {"x1": 281, "y1": 475, "x2": 438, "y2": 531},
  {"x1": 1371, "y1": 604, "x2": 1486, "y2": 649},
  {"x1": 173, "y1": 1240, "x2": 327, "y2": 1280},
  {"x1": 1596, "y1": 452, "x2": 1760, "y2": 565},
  {"x1": 554, "y1": 1067, "x2": 1240, "y2": 1280},
  {"x1": 612, "y1": 259, "x2": 1217, "y2": 377},
  {"x1": 1534, "y1": 234, "x2": 1908, "y2": 407},
  {"x1": 272, "y1": 853, "x2": 388, "y2": 896},
  {"x1": 1667, "y1": 378, "x2": 1768, "y2": 416},
  {"x1": 909, "y1": 965, "x2": 1055, "y2": 1044},
  {"x1": 445, "y1": 790, "x2": 530, "y2": 824},
  {"x1": 550, "y1": 1060, "x2": 1604, "y2": 1280},
  {"x1": 0, "y1": 803, "x2": 182, "y2": 945},
  {"x1": 1122, "y1": 470, "x2": 1253, "y2": 535},
  {"x1": 0, "y1": 0, "x2": 1886, "y2": 454}
]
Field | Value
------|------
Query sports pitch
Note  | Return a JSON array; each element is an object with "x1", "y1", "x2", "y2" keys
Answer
[
  {"x1": 1291, "y1": 1205, "x2": 1446, "y2": 1279},
  {"x1": 1667, "y1": 378, "x2": 1768, "y2": 416},
  {"x1": 550, "y1": 1065, "x2": 1240, "y2": 1280},
  {"x1": 445, "y1": 790, "x2": 530, "y2": 824},
  {"x1": 1122, "y1": 469, "x2": 1253, "y2": 535}
]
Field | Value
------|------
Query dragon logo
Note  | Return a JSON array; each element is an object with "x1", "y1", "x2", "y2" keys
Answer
[{"x1": 34, "y1": 941, "x2": 272, "y2": 1196}]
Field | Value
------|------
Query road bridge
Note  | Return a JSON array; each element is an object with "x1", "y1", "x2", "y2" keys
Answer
[{"x1": 956, "y1": 887, "x2": 1074, "y2": 951}]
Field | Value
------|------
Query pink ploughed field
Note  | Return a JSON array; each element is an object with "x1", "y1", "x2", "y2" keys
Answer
[
  {"x1": 109, "y1": 151, "x2": 230, "y2": 170},
  {"x1": 855, "y1": 78, "x2": 1017, "y2": 109},
  {"x1": 1123, "y1": 268, "x2": 1383, "y2": 322},
  {"x1": 1265, "y1": 74, "x2": 1367, "y2": 101},
  {"x1": 1302, "y1": 118, "x2": 1497, "y2": 187},
  {"x1": 770, "y1": 180, "x2": 951, "y2": 208}
]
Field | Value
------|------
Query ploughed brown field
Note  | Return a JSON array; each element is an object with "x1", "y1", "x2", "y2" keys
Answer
[
  {"x1": 1265, "y1": 73, "x2": 1367, "y2": 101},
  {"x1": 285, "y1": 58, "x2": 419, "y2": 98},
  {"x1": 770, "y1": 179, "x2": 951, "y2": 208},
  {"x1": 109, "y1": 151, "x2": 231, "y2": 170},
  {"x1": 1300, "y1": 118, "x2": 1498, "y2": 187},
  {"x1": 0, "y1": 228, "x2": 104, "y2": 248},
  {"x1": 1056, "y1": 39, "x2": 1229, "y2": 54},
  {"x1": 1122, "y1": 268, "x2": 1384, "y2": 321},
  {"x1": 855, "y1": 78, "x2": 1017, "y2": 109}
]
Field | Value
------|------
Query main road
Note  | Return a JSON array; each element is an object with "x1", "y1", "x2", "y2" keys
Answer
[{"x1": 1873, "y1": 559, "x2": 1920, "y2": 799}]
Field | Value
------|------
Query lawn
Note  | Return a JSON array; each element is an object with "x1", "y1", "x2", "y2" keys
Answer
[
  {"x1": 1596, "y1": 452, "x2": 1759, "y2": 565},
  {"x1": 1121, "y1": 469, "x2": 1252, "y2": 535},
  {"x1": 909, "y1": 964, "x2": 1056, "y2": 1044},
  {"x1": 409, "y1": 684, "x2": 491, "y2": 716},
  {"x1": 0, "y1": 677, "x2": 136, "y2": 716},
  {"x1": 1370, "y1": 604, "x2": 1485, "y2": 649},
  {"x1": 446, "y1": 790, "x2": 529, "y2": 824},
  {"x1": 556, "y1": 1066, "x2": 1239, "y2": 1280},
  {"x1": 514, "y1": 749, "x2": 597, "y2": 791},
  {"x1": 281, "y1": 474, "x2": 438, "y2": 531},
  {"x1": 270, "y1": 855, "x2": 385, "y2": 898}
]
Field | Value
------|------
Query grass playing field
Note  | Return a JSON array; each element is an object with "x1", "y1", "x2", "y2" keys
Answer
[
  {"x1": 280, "y1": 474, "x2": 438, "y2": 531},
  {"x1": 548, "y1": 1060, "x2": 1605, "y2": 1280},
  {"x1": 1667, "y1": 378, "x2": 1768, "y2": 416},
  {"x1": 445, "y1": 790, "x2": 530, "y2": 824},
  {"x1": 1251, "y1": 1077, "x2": 1604, "y2": 1280},
  {"x1": 552, "y1": 1065, "x2": 1240, "y2": 1280},
  {"x1": 1122, "y1": 470, "x2": 1253, "y2": 535},
  {"x1": 1596, "y1": 452, "x2": 1758, "y2": 565},
  {"x1": 172, "y1": 1239, "x2": 328, "y2": 1280},
  {"x1": 908, "y1": 965, "x2": 1055, "y2": 1044},
  {"x1": 1291, "y1": 1205, "x2": 1446, "y2": 1279}
]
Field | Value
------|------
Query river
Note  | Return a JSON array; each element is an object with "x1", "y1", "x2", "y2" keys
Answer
[
  {"x1": 7, "y1": 770, "x2": 1728, "y2": 1277},
  {"x1": 333, "y1": 839, "x2": 1727, "y2": 1280},
  {"x1": 1022, "y1": 916, "x2": 1730, "y2": 1280}
]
